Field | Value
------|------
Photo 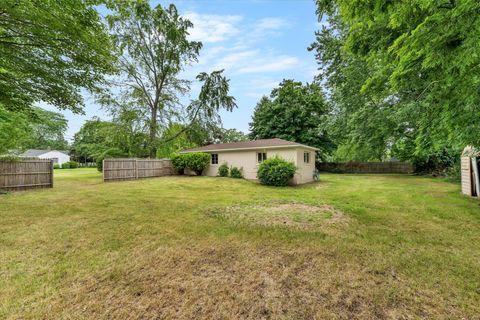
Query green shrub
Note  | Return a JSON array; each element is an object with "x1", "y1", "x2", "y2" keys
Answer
[
  {"x1": 61, "y1": 162, "x2": 70, "y2": 169},
  {"x1": 229, "y1": 166, "x2": 243, "y2": 179},
  {"x1": 184, "y1": 152, "x2": 210, "y2": 176},
  {"x1": 68, "y1": 160, "x2": 78, "y2": 169},
  {"x1": 53, "y1": 164, "x2": 60, "y2": 169},
  {"x1": 218, "y1": 163, "x2": 229, "y2": 177},
  {"x1": 171, "y1": 154, "x2": 187, "y2": 175},
  {"x1": 257, "y1": 157, "x2": 296, "y2": 186}
]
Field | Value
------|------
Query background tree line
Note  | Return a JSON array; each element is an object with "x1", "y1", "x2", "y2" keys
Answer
[{"x1": 250, "y1": 0, "x2": 480, "y2": 176}]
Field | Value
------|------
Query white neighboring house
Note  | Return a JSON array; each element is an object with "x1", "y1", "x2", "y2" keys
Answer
[{"x1": 19, "y1": 149, "x2": 70, "y2": 165}]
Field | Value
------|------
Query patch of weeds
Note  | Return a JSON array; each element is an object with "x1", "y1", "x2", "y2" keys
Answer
[{"x1": 206, "y1": 201, "x2": 348, "y2": 231}]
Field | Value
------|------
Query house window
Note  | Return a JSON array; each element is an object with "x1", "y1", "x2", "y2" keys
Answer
[
  {"x1": 257, "y1": 152, "x2": 267, "y2": 163},
  {"x1": 304, "y1": 152, "x2": 310, "y2": 164},
  {"x1": 211, "y1": 154, "x2": 218, "y2": 165},
  {"x1": 52, "y1": 158, "x2": 59, "y2": 164}
]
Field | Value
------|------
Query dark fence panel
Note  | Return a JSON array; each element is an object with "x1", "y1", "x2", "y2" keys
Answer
[
  {"x1": 317, "y1": 161, "x2": 413, "y2": 174},
  {"x1": 0, "y1": 159, "x2": 53, "y2": 191}
]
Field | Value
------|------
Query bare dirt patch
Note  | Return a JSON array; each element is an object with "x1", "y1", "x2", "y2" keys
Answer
[{"x1": 208, "y1": 202, "x2": 348, "y2": 231}]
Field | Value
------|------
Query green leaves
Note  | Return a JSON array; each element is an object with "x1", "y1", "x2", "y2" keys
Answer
[
  {"x1": 0, "y1": 0, "x2": 116, "y2": 114},
  {"x1": 311, "y1": 0, "x2": 480, "y2": 164},
  {"x1": 249, "y1": 80, "x2": 333, "y2": 160}
]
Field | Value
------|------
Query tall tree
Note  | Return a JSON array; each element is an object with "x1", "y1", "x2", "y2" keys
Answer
[
  {"x1": 26, "y1": 107, "x2": 69, "y2": 150},
  {"x1": 0, "y1": 0, "x2": 116, "y2": 114},
  {"x1": 249, "y1": 80, "x2": 334, "y2": 159},
  {"x1": 311, "y1": 0, "x2": 480, "y2": 161},
  {"x1": 104, "y1": 2, "x2": 236, "y2": 157}
]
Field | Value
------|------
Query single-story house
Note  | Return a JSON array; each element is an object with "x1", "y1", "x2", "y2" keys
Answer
[
  {"x1": 19, "y1": 149, "x2": 70, "y2": 165},
  {"x1": 180, "y1": 138, "x2": 318, "y2": 184}
]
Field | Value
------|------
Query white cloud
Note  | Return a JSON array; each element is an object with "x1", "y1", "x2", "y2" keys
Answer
[
  {"x1": 184, "y1": 12, "x2": 242, "y2": 43},
  {"x1": 237, "y1": 56, "x2": 299, "y2": 74},
  {"x1": 255, "y1": 17, "x2": 289, "y2": 31}
]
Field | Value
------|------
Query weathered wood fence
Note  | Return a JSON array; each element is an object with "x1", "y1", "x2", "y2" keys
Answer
[
  {"x1": 0, "y1": 159, "x2": 53, "y2": 191},
  {"x1": 103, "y1": 158, "x2": 176, "y2": 182},
  {"x1": 317, "y1": 161, "x2": 413, "y2": 174}
]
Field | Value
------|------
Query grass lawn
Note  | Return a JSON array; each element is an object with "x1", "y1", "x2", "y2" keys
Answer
[{"x1": 1, "y1": 168, "x2": 479, "y2": 319}]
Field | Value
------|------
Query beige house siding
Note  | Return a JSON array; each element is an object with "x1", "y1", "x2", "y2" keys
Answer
[{"x1": 198, "y1": 146, "x2": 316, "y2": 184}]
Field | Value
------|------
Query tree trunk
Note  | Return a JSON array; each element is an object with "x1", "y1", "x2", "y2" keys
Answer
[{"x1": 148, "y1": 107, "x2": 158, "y2": 158}]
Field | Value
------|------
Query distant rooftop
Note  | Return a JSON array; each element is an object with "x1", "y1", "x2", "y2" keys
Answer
[
  {"x1": 19, "y1": 149, "x2": 69, "y2": 157},
  {"x1": 180, "y1": 138, "x2": 318, "y2": 153}
]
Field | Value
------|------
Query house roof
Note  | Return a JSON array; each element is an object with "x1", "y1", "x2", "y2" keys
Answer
[
  {"x1": 19, "y1": 149, "x2": 69, "y2": 157},
  {"x1": 179, "y1": 138, "x2": 319, "y2": 153}
]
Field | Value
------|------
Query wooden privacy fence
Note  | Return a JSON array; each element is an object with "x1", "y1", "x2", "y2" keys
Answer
[
  {"x1": 317, "y1": 161, "x2": 413, "y2": 174},
  {"x1": 0, "y1": 159, "x2": 53, "y2": 191},
  {"x1": 103, "y1": 158, "x2": 176, "y2": 182}
]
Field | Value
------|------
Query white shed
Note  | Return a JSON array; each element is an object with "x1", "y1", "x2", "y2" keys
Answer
[{"x1": 19, "y1": 149, "x2": 70, "y2": 165}]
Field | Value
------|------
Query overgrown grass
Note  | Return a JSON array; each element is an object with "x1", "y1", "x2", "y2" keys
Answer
[{"x1": 0, "y1": 169, "x2": 479, "y2": 319}]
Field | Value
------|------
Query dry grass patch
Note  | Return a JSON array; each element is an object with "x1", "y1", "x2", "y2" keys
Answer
[
  {"x1": 46, "y1": 242, "x2": 461, "y2": 319},
  {"x1": 208, "y1": 201, "x2": 348, "y2": 232}
]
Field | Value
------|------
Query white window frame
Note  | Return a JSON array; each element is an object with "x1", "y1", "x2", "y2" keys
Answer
[
  {"x1": 257, "y1": 152, "x2": 267, "y2": 163},
  {"x1": 304, "y1": 152, "x2": 310, "y2": 164},
  {"x1": 211, "y1": 153, "x2": 218, "y2": 165}
]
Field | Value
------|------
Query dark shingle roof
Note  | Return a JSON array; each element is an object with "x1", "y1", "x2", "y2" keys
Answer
[
  {"x1": 19, "y1": 149, "x2": 69, "y2": 157},
  {"x1": 179, "y1": 138, "x2": 318, "y2": 153}
]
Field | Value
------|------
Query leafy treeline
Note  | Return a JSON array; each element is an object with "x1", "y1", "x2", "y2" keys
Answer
[
  {"x1": 1, "y1": 1, "x2": 237, "y2": 159},
  {"x1": 249, "y1": 80, "x2": 334, "y2": 160},
  {"x1": 307, "y1": 0, "x2": 480, "y2": 169},
  {"x1": 0, "y1": 107, "x2": 68, "y2": 154}
]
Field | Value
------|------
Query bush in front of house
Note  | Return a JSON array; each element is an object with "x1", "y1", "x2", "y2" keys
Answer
[
  {"x1": 53, "y1": 164, "x2": 60, "y2": 169},
  {"x1": 61, "y1": 162, "x2": 70, "y2": 169},
  {"x1": 229, "y1": 166, "x2": 243, "y2": 179},
  {"x1": 257, "y1": 157, "x2": 296, "y2": 186},
  {"x1": 218, "y1": 163, "x2": 229, "y2": 177},
  {"x1": 184, "y1": 152, "x2": 210, "y2": 176},
  {"x1": 171, "y1": 153, "x2": 187, "y2": 175}
]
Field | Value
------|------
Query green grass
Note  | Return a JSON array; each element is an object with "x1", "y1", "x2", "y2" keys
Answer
[{"x1": 0, "y1": 169, "x2": 479, "y2": 319}]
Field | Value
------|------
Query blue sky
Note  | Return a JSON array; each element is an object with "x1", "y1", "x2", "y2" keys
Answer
[{"x1": 47, "y1": 0, "x2": 320, "y2": 141}]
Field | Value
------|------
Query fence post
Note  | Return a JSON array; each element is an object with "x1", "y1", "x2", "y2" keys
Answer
[
  {"x1": 50, "y1": 159, "x2": 54, "y2": 188},
  {"x1": 135, "y1": 159, "x2": 138, "y2": 180}
]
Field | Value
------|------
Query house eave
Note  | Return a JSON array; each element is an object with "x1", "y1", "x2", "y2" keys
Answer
[{"x1": 179, "y1": 144, "x2": 319, "y2": 154}]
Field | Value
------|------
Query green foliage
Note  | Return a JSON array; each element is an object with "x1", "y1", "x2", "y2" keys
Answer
[
  {"x1": 257, "y1": 157, "x2": 297, "y2": 186},
  {"x1": 218, "y1": 163, "x2": 229, "y2": 177},
  {"x1": 0, "y1": 0, "x2": 116, "y2": 114},
  {"x1": 171, "y1": 154, "x2": 188, "y2": 175},
  {"x1": 61, "y1": 162, "x2": 70, "y2": 169},
  {"x1": 310, "y1": 0, "x2": 480, "y2": 167},
  {"x1": 249, "y1": 80, "x2": 334, "y2": 160},
  {"x1": 229, "y1": 166, "x2": 243, "y2": 179},
  {"x1": 68, "y1": 161, "x2": 78, "y2": 169},
  {"x1": 0, "y1": 107, "x2": 30, "y2": 154},
  {"x1": 184, "y1": 153, "x2": 210, "y2": 176},
  {"x1": 217, "y1": 128, "x2": 248, "y2": 143},
  {"x1": 53, "y1": 164, "x2": 60, "y2": 169},
  {"x1": 104, "y1": 3, "x2": 236, "y2": 158}
]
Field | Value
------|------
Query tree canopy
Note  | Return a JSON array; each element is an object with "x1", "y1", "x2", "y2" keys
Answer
[
  {"x1": 0, "y1": 0, "x2": 116, "y2": 114},
  {"x1": 249, "y1": 80, "x2": 334, "y2": 159},
  {"x1": 310, "y1": 0, "x2": 480, "y2": 164},
  {"x1": 103, "y1": 2, "x2": 236, "y2": 157}
]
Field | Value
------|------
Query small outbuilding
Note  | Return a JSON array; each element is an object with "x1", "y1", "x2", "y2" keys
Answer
[
  {"x1": 179, "y1": 138, "x2": 318, "y2": 184},
  {"x1": 461, "y1": 146, "x2": 479, "y2": 198},
  {"x1": 19, "y1": 149, "x2": 70, "y2": 166}
]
